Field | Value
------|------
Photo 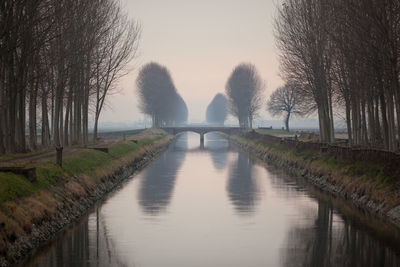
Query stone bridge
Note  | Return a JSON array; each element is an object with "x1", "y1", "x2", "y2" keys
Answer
[{"x1": 162, "y1": 127, "x2": 241, "y2": 144}]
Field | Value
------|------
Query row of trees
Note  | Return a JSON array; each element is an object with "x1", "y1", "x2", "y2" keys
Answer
[
  {"x1": 206, "y1": 93, "x2": 228, "y2": 125},
  {"x1": 275, "y1": 0, "x2": 400, "y2": 150},
  {"x1": 0, "y1": 0, "x2": 140, "y2": 154},
  {"x1": 136, "y1": 62, "x2": 188, "y2": 127}
]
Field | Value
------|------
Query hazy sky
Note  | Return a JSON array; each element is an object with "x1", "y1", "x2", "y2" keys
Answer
[{"x1": 100, "y1": 0, "x2": 282, "y2": 124}]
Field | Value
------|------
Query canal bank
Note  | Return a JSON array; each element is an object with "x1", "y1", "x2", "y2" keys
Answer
[
  {"x1": 19, "y1": 132, "x2": 400, "y2": 267},
  {"x1": 0, "y1": 131, "x2": 173, "y2": 267},
  {"x1": 230, "y1": 133, "x2": 400, "y2": 230}
]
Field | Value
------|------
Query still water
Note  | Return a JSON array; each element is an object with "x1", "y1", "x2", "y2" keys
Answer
[{"x1": 23, "y1": 133, "x2": 400, "y2": 267}]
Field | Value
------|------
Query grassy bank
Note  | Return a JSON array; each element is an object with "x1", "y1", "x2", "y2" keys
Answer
[
  {"x1": 255, "y1": 128, "x2": 291, "y2": 136},
  {"x1": 0, "y1": 130, "x2": 172, "y2": 265},
  {"x1": 231, "y1": 134, "x2": 400, "y2": 225}
]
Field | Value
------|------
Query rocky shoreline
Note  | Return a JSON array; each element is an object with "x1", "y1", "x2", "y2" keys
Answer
[
  {"x1": 230, "y1": 136, "x2": 400, "y2": 229},
  {"x1": 2, "y1": 136, "x2": 173, "y2": 267}
]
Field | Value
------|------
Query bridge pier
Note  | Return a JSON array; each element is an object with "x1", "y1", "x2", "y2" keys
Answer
[{"x1": 200, "y1": 133, "x2": 204, "y2": 145}]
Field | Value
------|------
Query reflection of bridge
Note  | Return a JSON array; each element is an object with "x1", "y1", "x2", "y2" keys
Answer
[{"x1": 162, "y1": 127, "x2": 241, "y2": 144}]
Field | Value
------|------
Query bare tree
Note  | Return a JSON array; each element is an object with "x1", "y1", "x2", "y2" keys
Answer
[
  {"x1": 275, "y1": 0, "x2": 400, "y2": 150},
  {"x1": 267, "y1": 83, "x2": 311, "y2": 132},
  {"x1": 225, "y1": 63, "x2": 264, "y2": 128},
  {"x1": 275, "y1": 0, "x2": 335, "y2": 143},
  {"x1": 92, "y1": 3, "x2": 141, "y2": 142},
  {"x1": 0, "y1": 0, "x2": 140, "y2": 154}
]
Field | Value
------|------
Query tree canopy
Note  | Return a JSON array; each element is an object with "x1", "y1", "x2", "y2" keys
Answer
[
  {"x1": 206, "y1": 93, "x2": 228, "y2": 125},
  {"x1": 225, "y1": 63, "x2": 264, "y2": 128},
  {"x1": 136, "y1": 62, "x2": 188, "y2": 127},
  {"x1": 267, "y1": 83, "x2": 310, "y2": 132}
]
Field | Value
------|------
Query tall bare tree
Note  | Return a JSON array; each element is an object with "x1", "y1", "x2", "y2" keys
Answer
[
  {"x1": 275, "y1": 0, "x2": 335, "y2": 143},
  {"x1": 92, "y1": 2, "x2": 141, "y2": 142}
]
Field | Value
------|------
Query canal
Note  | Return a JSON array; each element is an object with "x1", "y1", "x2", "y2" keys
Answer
[{"x1": 22, "y1": 132, "x2": 400, "y2": 267}]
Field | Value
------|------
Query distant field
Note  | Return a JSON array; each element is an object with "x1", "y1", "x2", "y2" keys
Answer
[
  {"x1": 256, "y1": 128, "x2": 293, "y2": 136},
  {"x1": 91, "y1": 128, "x2": 144, "y2": 138}
]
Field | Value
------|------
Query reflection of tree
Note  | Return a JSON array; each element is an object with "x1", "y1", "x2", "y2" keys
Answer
[
  {"x1": 227, "y1": 153, "x2": 259, "y2": 214},
  {"x1": 282, "y1": 200, "x2": 400, "y2": 267},
  {"x1": 209, "y1": 147, "x2": 228, "y2": 170},
  {"x1": 29, "y1": 217, "x2": 91, "y2": 267},
  {"x1": 27, "y1": 209, "x2": 129, "y2": 267},
  {"x1": 206, "y1": 133, "x2": 229, "y2": 170},
  {"x1": 138, "y1": 134, "x2": 187, "y2": 215}
]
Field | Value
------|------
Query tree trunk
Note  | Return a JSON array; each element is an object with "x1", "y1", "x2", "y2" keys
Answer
[
  {"x1": 328, "y1": 90, "x2": 335, "y2": 143},
  {"x1": 361, "y1": 97, "x2": 368, "y2": 145},
  {"x1": 380, "y1": 93, "x2": 390, "y2": 150},
  {"x1": 64, "y1": 90, "x2": 71, "y2": 147},
  {"x1": 345, "y1": 99, "x2": 352, "y2": 146},
  {"x1": 0, "y1": 71, "x2": 5, "y2": 154},
  {"x1": 41, "y1": 92, "x2": 50, "y2": 147},
  {"x1": 9, "y1": 79, "x2": 16, "y2": 152},
  {"x1": 60, "y1": 98, "x2": 64, "y2": 146},
  {"x1": 367, "y1": 97, "x2": 375, "y2": 146},
  {"x1": 69, "y1": 100, "x2": 73, "y2": 146},
  {"x1": 386, "y1": 92, "x2": 396, "y2": 151},
  {"x1": 16, "y1": 87, "x2": 26, "y2": 152},
  {"x1": 374, "y1": 98, "x2": 381, "y2": 144},
  {"x1": 285, "y1": 112, "x2": 290, "y2": 132},
  {"x1": 29, "y1": 82, "x2": 38, "y2": 151},
  {"x1": 93, "y1": 114, "x2": 99, "y2": 143}
]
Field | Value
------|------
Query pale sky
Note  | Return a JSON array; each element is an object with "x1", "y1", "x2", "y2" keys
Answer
[{"x1": 100, "y1": 0, "x2": 283, "y2": 124}]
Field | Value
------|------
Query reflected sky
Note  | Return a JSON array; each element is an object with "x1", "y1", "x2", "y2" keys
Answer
[{"x1": 22, "y1": 132, "x2": 400, "y2": 267}]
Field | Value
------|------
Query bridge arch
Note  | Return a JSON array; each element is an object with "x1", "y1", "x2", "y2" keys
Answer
[{"x1": 162, "y1": 127, "x2": 241, "y2": 144}]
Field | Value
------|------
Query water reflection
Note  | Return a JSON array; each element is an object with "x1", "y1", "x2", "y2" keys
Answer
[
  {"x1": 205, "y1": 132, "x2": 229, "y2": 170},
  {"x1": 282, "y1": 199, "x2": 400, "y2": 267},
  {"x1": 138, "y1": 134, "x2": 187, "y2": 215},
  {"x1": 22, "y1": 208, "x2": 128, "y2": 267},
  {"x1": 21, "y1": 132, "x2": 400, "y2": 267},
  {"x1": 227, "y1": 153, "x2": 259, "y2": 214}
]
